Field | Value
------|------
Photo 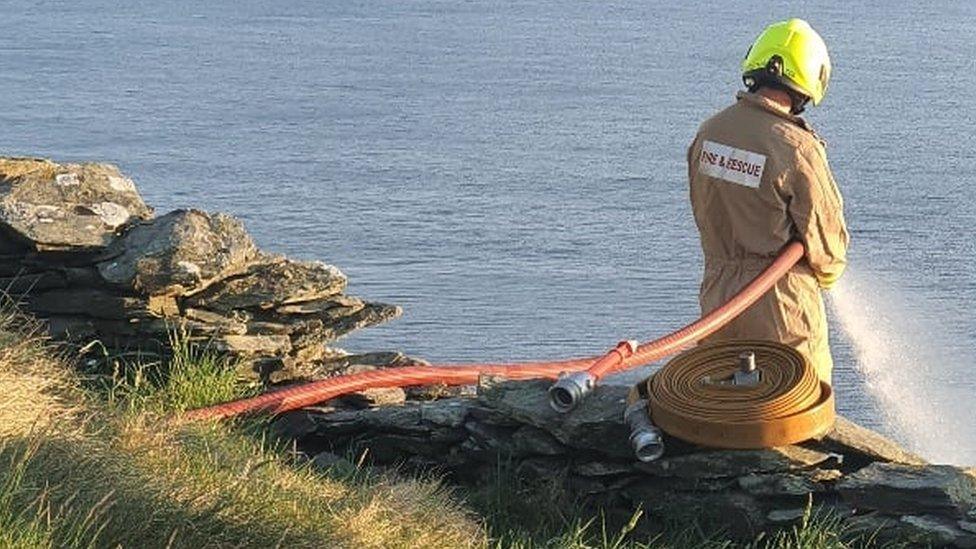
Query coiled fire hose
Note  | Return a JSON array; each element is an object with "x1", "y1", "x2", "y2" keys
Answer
[
  {"x1": 634, "y1": 340, "x2": 834, "y2": 451},
  {"x1": 183, "y1": 242, "x2": 805, "y2": 423}
]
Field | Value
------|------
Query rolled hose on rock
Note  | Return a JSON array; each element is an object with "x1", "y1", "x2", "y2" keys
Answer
[
  {"x1": 182, "y1": 242, "x2": 805, "y2": 422},
  {"x1": 643, "y1": 340, "x2": 835, "y2": 449}
]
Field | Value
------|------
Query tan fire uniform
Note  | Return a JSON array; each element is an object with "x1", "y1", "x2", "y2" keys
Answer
[{"x1": 687, "y1": 91, "x2": 849, "y2": 383}]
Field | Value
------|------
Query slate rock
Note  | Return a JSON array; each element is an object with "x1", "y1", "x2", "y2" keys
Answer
[
  {"x1": 406, "y1": 384, "x2": 477, "y2": 401},
  {"x1": 97, "y1": 209, "x2": 257, "y2": 296},
  {"x1": 0, "y1": 271, "x2": 67, "y2": 295},
  {"x1": 213, "y1": 334, "x2": 292, "y2": 356},
  {"x1": 847, "y1": 512, "x2": 976, "y2": 548},
  {"x1": 278, "y1": 407, "x2": 393, "y2": 439},
  {"x1": 359, "y1": 433, "x2": 455, "y2": 462},
  {"x1": 274, "y1": 295, "x2": 362, "y2": 317},
  {"x1": 566, "y1": 475, "x2": 613, "y2": 496},
  {"x1": 0, "y1": 158, "x2": 152, "y2": 250},
  {"x1": 340, "y1": 387, "x2": 408, "y2": 408},
  {"x1": 574, "y1": 460, "x2": 633, "y2": 477},
  {"x1": 0, "y1": 233, "x2": 29, "y2": 255},
  {"x1": 27, "y1": 288, "x2": 155, "y2": 320},
  {"x1": 737, "y1": 469, "x2": 842, "y2": 496},
  {"x1": 464, "y1": 420, "x2": 518, "y2": 453},
  {"x1": 285, "y1": 302, "x2": 403, "y2": 346},
  {"x1": 45, "y1": 315, "x2": 249, "y2": 343},
  {"x1": 419, "y1": 399, "x2": 472, "y2": 428},
  {"x1": 300, "y1": 400, "x2": 471, "y2": 438},
  {"x1": 270, "y1": 410, "x2": 319, "y2": 439},
  {"x1": 635, "y1": 446, "x2": 832, "y2": 479},
  {"x1": 765, "y1": 508, "x2": 807, "y2": 524},
  {"x1": 623, "y1": 485, "x2": 766, "y2": 539},
  {"x1": 245, "y1": 321, "x2": 292, "y2": 335},
  {"x1": 516, "y1": 457, "x2": 568, "y2": 480},
  {"x1": 0, "y1": 254, "x2": 35, "y2": 276},
  {"x1": 181, "y1": 308, "x2": 248, "y2": 335},
  {"x1": 43, "y1": 315, "x2": 100, "y2": 341},
  {"x1": 898, "y1": 515, "x2": 976, "y2": 548},
  {"x1": 478, "y1": 379, "x2": 632, "y2": 458},
  {"x1": 251, "y1": 349, "x2": 383, "y2": 385},
  {"x1": 184, "y1": 256, "x2": 347, "y2": 312},
  {"x1": 281, "y1": 303, "x2": 403, "y2": 364},
  {"x1": 642, "y1": 475, "x2": 739, "y2": 493},
  {"x1": 813, "y1": 416, "x2": 927, "y2": 468},
  {"x1": 838, "y1": 463, "x2": 976, "y2": 517},
  {"x1": 318, "y1": 351, "x2": 423, "y2": 371},
  {"x1": 511, "y1": 425, "x2": 567, "y2": 456}
]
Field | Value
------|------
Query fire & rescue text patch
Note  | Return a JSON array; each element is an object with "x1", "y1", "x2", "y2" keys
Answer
[{"x1": 699, "y1": 140, "x2": 766, "y2": 188}]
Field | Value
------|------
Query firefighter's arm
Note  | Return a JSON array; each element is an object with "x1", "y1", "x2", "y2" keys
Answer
[{"x1": 788, "y1": 143, "x2": 850, "y2": 289}]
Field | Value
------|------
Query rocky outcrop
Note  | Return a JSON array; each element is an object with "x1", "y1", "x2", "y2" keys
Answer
[
  {"x1": 0, "y1": 157, "x2": 401, "y2": 382},
  {"x1": 276, "y1": 379, "x2": 975, "y2": 546},
  {"x1": 0, "y1": 158, "x2": 153, "y2": 251}
]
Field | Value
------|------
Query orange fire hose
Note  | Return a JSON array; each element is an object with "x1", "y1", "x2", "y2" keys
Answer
[
  {"x1": 183, "y1": 242, "x2": 805, "y2": 421},
  {"x1": 645, "y1": 340, "x2": 834, "y2": 449}
]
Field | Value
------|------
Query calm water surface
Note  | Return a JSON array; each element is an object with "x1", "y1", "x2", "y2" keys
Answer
[{"x1": 2, "y1": 1, "x2": 975, "y2": 458}]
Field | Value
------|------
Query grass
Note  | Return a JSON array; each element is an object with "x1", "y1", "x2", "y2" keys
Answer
[
  {"x1": 0, "y1": 302, "x2": 481, "y2": 548},
  {"x1": 82, "y1": 327, "x2": 251, "y2": 415},
  {"x1": 466, "y1": 459, "x2": 898, "y2": 549},
  {"x1": 0, "y1": 297, "x2": 908, "y2": 548}
]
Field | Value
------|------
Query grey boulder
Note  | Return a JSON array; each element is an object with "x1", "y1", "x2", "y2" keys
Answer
[
  {"x1": 96, "y1": 209, "x2": 258, "y2": 296},
  {"x1": 0, "y1": 158, "x2": 152, "y2": 250}
]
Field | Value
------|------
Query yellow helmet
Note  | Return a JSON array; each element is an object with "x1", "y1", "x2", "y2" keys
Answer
[{"x1": 742, "y1": 18, "x2": 831, "y2": 106}]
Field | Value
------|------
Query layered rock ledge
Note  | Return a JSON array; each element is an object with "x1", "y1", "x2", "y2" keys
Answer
[
  {"x1": 0, "y1": 157, "x2": 403, "y2": 381},
  {"x1": 276, "y1": 380, "x2": 976, "y2": 547}
]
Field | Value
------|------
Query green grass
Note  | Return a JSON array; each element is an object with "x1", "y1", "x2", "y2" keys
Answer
[
  {"x1": 78, "y1": 327, "x2": 252, "y2": 415},
  {"x1": 465, "y1": 459, "x2": 900, "y2": 549},
  {"x1": 0, "y1": 299, "x2": 909, "y2": 548},
  {"x1": 0, "y1": 304, "x2": 481, "y2": 548}
]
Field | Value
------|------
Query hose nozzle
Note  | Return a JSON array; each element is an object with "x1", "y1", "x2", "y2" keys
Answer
[
  {"x1": 625, "y1": 400, "x2": 665, "y2": 462},
  {"x1": 548, "y1": 371, "x2": 596, "y2": 413}
]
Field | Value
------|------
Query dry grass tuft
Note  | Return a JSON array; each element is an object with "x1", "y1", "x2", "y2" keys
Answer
[
  {"x1": 329, "y1": 476, "x2": 481, "y2": 549},
  {"x1": 0, "y1": 302, "x2": 84, "y2": 438},
  {"x1": 0, "y1": 300, "x2": 483, "y2": 548}
]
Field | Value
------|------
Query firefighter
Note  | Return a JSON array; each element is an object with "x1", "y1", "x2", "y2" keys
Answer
[{"x1": 687, "y1": 18, "x2": 849, "y2": 383}]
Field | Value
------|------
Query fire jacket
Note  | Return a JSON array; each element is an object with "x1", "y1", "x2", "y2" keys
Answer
[{"x1": 687, "y1": 91, "x2": 849, "y2": 382}]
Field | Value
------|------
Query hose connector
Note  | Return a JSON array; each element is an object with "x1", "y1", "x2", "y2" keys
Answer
[
  {"x1": 551, "y1": 340, "x2": 639, "y2": 413},
  {"x1": 624, "y1": 399, "x2": 665, "y2": 462},
  {"x1": 733, "y1": 351, "x2": 761, "y2": 386},
  {"x1": 548, "y1": 371, "x2": 596, "y2": 413}
]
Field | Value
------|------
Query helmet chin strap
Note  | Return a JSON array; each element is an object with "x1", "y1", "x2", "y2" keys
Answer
[{"x1": 790, "y1": 96, "x2": 809, "y2": 116}]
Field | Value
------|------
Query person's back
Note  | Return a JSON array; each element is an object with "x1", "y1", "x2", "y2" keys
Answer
[{"x1": 687, "y1": 19, "x2": 849, "y2": 383}]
